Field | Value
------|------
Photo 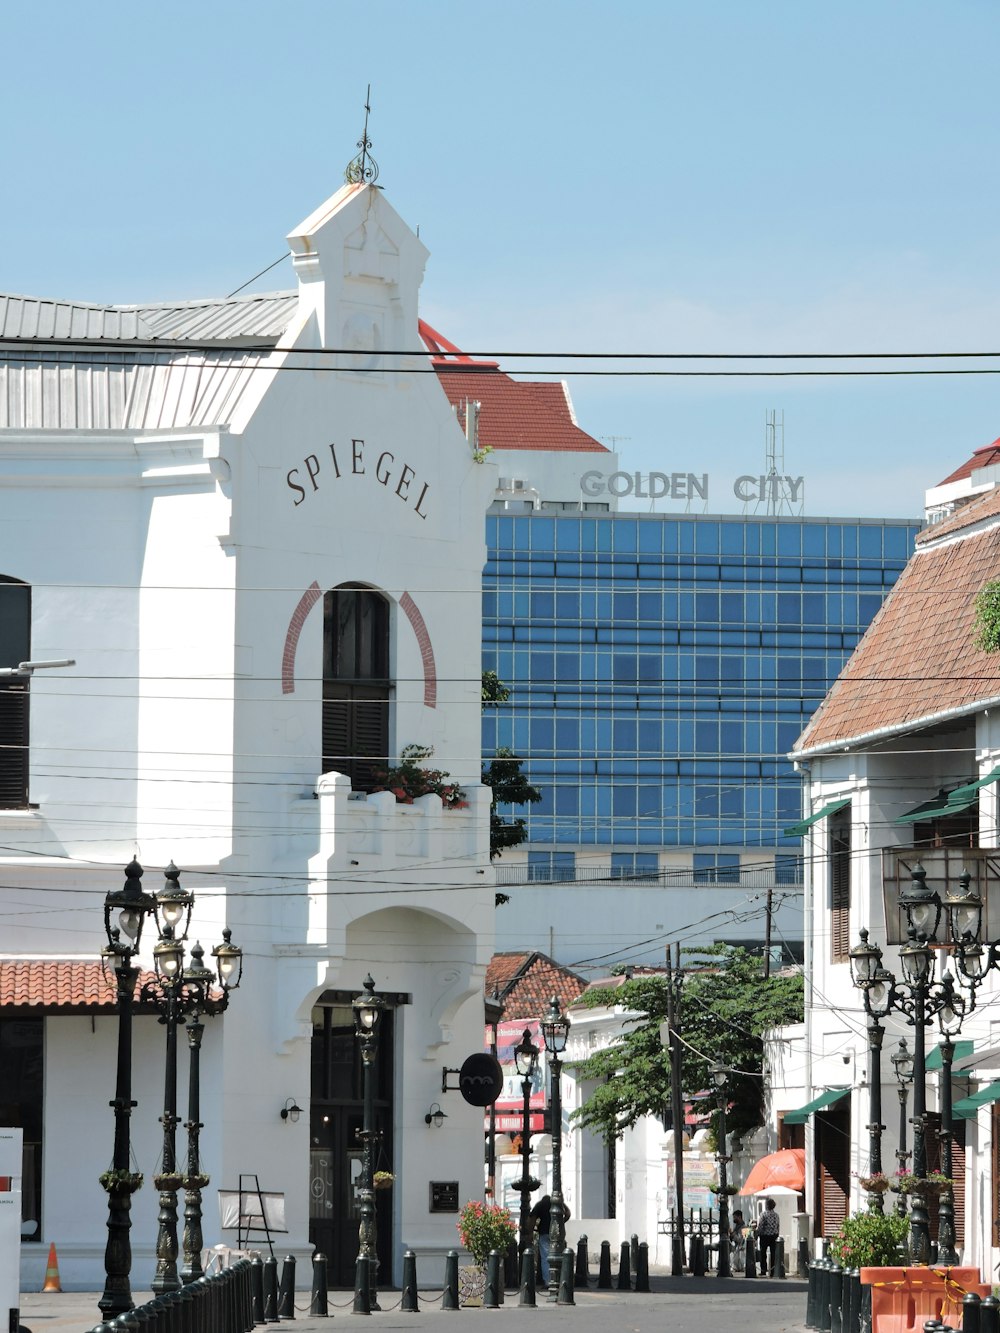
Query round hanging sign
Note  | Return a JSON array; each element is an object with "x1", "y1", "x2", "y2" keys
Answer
[{"x1": 458, "y1": 1052, "x2": 504, "y2": 1107}]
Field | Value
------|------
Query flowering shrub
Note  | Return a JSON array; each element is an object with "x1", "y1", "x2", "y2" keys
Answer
[
  {"x1": 370, "y1": 745, "x2": 467, "y2": 808},
  {"x1": 456, "y1": 1200, "x2": 517, "y2": 1265},
  {"x1": 829, "y1": 1210, "x2": 907, "y2": 1269}
]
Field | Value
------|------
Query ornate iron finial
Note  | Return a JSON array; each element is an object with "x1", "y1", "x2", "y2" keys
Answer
[{"x1": 345, "y1": 85, "x2": 379, "y2": 185}]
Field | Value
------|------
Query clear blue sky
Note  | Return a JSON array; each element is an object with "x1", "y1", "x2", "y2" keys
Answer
[{"x1": 4, "y1": 0, "x2": 998, "y2": 519}]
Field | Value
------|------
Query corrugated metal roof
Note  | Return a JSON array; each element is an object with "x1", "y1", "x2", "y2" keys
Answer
[
  {"x1": 0, "y1": 294, "x2": 156, "y2": 341},
  {"x1": 127, "y1": 290, "x2": 297, "y2": 342},
  {"x1": 0, "y1": 348, "x2": 270, "y2": 430}
]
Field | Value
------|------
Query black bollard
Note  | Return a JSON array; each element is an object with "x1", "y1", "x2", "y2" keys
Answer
[
  {"x1": 777, "y1": 1238, "x2": 786, "y2": 1280},
  {"x1": 518, "y1": 1248, "x2": 536, "y2": 1308},
  {"x1": 799, "y1": 1239, "x2": 810, "y2": 1281},
  {"x1": 309, "y1": 1254, "x2": 328, "y2": 1318},
  {"x1": 672, "y1": 1233, "x2": 684, "y2": 1277},
  {"x1": 557, "y1": 1248, "x2": 575, "y2": 1307},
  {"x1": 441, "y1": 1252, "x2": 459, "y2": 1312},
  {"x1": 401, "y1": 1252, "x2": 419, "y2": 1313},
  {"x1": 806, "y1": 1261, "x2": 818, "y2": 1328},
  {"x1": 617, "y1": 1241, "x2": 631, "y2": 1290},
  {"x1": 817, "y1": 1261, "x2": 832, "y2": 1333},
  {"x1": 575, "y1": 1236, "x2": 589, "y2": 1288},
  {"x1": 353, "y1": 1255, "x2": 371, "y2": 1317},
  {"x1": 861, "y1": 1281, "x2": 873, "y2": 1333},
  {"x1": 251, "y1": 1256, "x2": 265, "y2": 1326},
  {"x1": 965, "y1": 1293, "x2": 983, "y2": 1333},
  {"x1": 635, "y1": 1242, "x2": 650, "y2": 1293},
  {"x1": 504, "y1": 1239, "x2": 518, "y2": 1292},
  {"x1": 597, "y1": 1241, "x2": 613, "y2": 1290},
  {"x1": 980, "y1": 1297, "x2": 1000, "y2": 1333},
  {"x1": 263, "y1": 1257, "x2": 279, "y2": 1324},
  {"x1": 278, "y1": 1256, "x2": 295, "y2": 1321},
  {"x1": 830, "y1": 1263, "x2": 844, "y2": 1333},
  {"x1": 485, "y1": 1251, "x2": 501, "y2": 1309},
  {"x1": 746, "y1": 1234, "x2": 757, "y2": 1280},
  {"x1": 630, "y1": 1234, "x2": 639, "y2": 1276},
  {"x1": 847, "y1": 1269, "x2": 860, "y2": 1333},
  {"x1": 692, "y1": 1235, "x2": 707, "y2": 1278}
]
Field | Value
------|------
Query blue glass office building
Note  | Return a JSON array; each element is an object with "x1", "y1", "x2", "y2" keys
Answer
[{"x1": 482, "y1": 511, "x2": 920, "y2": 880}]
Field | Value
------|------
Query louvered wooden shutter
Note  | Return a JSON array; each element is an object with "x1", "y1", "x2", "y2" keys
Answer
[
  {"x1": 830, "y1": 811, "x2": 851, "y2": 963},
  {"x1": 925, "y1": 1111, "x2": 966, "y2": 1247},
  {"x1": 322, "y1": 683, "x2": 389, "y2": 793},
  {"x1": 0, "y1": 581, "x2": 30, "y2": 810},
  {"x1": 992, "y1": 1103, "x2": 1000, "y2": 1248},
  {"x1": 0, "y1": 683, "x2": 28, "y2": 809},
  {"x1": 816, "y1": 1106, "x2": 850, "y2": 1235}
]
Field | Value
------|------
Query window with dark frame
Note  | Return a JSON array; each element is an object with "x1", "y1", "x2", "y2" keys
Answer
[
  {"x1": 0, "y1": 579, "x2": 30, "y2": 810},
  {"x1": 830, "y1": 804, "x2": 851, "y2": 963},
  {"x1": 322, "y1": 586, "x2": 391, "y2": 793}
]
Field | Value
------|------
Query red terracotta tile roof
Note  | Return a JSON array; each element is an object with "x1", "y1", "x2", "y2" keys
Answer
[
  {"x1": 937, "y1": 439, "x2": 1000, "y2": 487},
  {"x1": 796, "y1": 509, "x2": 1000, "y2": 754},
  {"x1": 485, "y1": 951, "x2": 588, "y2": 1021},
  {"x1": 916, "y1": 484, "x2": 1000, "y2": 543},
  {"x1": 0, "y1": 960, "x2": 156, "y2": 1011},
  {"x1": 420, "y1": 320, "x2": 608, "y2": 455}
]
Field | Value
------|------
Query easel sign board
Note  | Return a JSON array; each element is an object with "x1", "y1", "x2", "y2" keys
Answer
[
  {"x1": 218, "y1": 1191, "x2": 287, "y2": 1233},
  {"x1": 0, "y1": 1134, "x2": 20, "y2": 1186},
  {"x1": 0, "y1": 1130, "x2": 22, "y2": 1333}
]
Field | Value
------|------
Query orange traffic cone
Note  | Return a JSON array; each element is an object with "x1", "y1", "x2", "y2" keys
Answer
[{"x1": 42, "y1": 1242, "x2": 61, "y2": 1293}]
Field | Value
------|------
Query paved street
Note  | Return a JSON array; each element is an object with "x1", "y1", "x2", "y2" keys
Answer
[{"x1": 18, "y1": 1277, "x2": 808, "y2": 1333}]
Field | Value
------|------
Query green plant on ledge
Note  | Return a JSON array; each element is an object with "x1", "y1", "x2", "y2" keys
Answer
[
  {"x1": 371, "y1": 745, "x2": 467, "y2": 808},
  {"x1": 829, "y1": 1210, "x2": 908, "y2": 1269},
  {"x1": 974, "y1": 580, "x2": 1000, "y2": 652}
]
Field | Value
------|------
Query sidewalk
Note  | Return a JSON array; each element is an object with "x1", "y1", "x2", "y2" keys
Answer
[{"x1": 18, "y1": 1276, "x2": 808, "y2": 1333}]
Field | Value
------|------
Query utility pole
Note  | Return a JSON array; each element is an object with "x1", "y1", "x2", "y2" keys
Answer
[{"x1": 665, "y1": 944, "x2": 685, "y2": 1265}]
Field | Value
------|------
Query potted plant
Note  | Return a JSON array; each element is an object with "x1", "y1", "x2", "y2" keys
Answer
[
  {"x1": 829, "y1": 1210, "x2": 908, "y2": 1269},
  {"x1": 859, "y1": 1172, "x2": 891, "y2": 1194},
  {"x1": 183, "y1": 1172, "x2": 211, "y2": 1190},
  {"x1": 153, "y1": 1171, "x2": 185, "y2": 1191},
  {"x1": 99, "y1": 1169, "x2": 143, "y2": 1194},
  {"x1": 709, "y1": 1183, "x2": 740, "y2": 1197},
  {"x1": 456, "y1": 1200, "x2": 517, "y2": 1305},
  {"x1": 373, "y1": 1171, "x2": 395, "y2": 1191}
]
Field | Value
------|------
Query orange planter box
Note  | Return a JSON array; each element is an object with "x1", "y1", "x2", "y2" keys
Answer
[{"x1": 860, "y1": 1266, "x2": 989, "y2": 1333}]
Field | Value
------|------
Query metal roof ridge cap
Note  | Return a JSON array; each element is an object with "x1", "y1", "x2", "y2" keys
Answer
[{"x1": 792, "y1": 690, "x2": 1000, "y2": 760}]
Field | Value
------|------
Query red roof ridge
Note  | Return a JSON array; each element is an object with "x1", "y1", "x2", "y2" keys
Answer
[{"x1": 418, "y1": 319, "x2": 499, "y2": 369}]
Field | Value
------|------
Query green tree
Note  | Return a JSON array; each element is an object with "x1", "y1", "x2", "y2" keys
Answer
[
  {"x1": 481, "y1": 673, "x2": 541, "y2": 874},
  {"x1": 570, "y1": 944, "x2": 803, "y2": 1144}
]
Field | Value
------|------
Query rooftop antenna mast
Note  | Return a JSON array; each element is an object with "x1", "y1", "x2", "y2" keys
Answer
[
  {"x1": 345, "y1": 85, "x2": 379, "y2": 185},
  {"x1": 749, "y1": 410, "x2": 801, "y2": 517}
]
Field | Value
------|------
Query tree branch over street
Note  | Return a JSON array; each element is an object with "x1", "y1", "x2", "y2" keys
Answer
[{"x1": 571, "y1": 944, "x2": 804, "y2": 1144}]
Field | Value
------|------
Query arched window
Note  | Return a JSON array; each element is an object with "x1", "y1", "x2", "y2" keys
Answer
[
  {"x1": 322, "y1": 586, "x2": 391, "y2": 792},
  {"x1": 0, "y1": 578, "x2": 30, "y2": 809}
]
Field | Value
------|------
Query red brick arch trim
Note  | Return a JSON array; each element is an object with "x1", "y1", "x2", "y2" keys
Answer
[
  {"x1": 281, "y1": 582, "x2": 322, "y2": 695},
  {"x1": 280, "y1": 583, "x2": 437, "y2": 708},
  {"x1": 400, "y1": 592, "x2": 437, "y2": 709}
]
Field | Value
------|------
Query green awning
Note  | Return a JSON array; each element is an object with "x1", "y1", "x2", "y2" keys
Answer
[
  {"x1": 925, "y1": 1040, "x2": 974, "y2": 1072},
  {"x1": 783, "y1": 798, "x2": 850, "y2": 839},
  {"x1": 783, "y1": 1087, "x2": 850, "y2": 1125},
  {"x1": 896, "y1": 767, "x2": 1000, "y2": 824},
  {"x1": 953, "y1": 1081, "x2": 1000, "y2": 1120}
]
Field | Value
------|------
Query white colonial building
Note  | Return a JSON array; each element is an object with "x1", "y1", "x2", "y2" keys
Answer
[
  {"x1": 0, "y1": 181, "x2": 496, "y2": 1291},
  {"x1": 775, "y1": 459, "x2": 1000, "y2": 1269}
]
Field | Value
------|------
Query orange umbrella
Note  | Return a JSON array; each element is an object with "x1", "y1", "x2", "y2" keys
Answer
[{"x1": 740, "y1": 1148, "x2": 806, "y2": 1195}]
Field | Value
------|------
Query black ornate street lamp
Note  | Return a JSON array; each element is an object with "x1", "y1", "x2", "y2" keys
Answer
[
  {"x1": 891, "y1": 1038, "x2": 913, "y2": 1223},
  {"x1": 849, "y1": 864, "x2": 980, "y2": 1263},
  {"x1": 541, "y1": 996, "x2": 570, "y2": 1296},
  {"x1": 99, "y1": 860, "x2": 156, "y2": 1321},
  {"x1": 850, "y1": 931, "x2": 890, "y2": 1214},
  {"x1": 353, "y1": 974, "x2": 386, "y2": 1313},
  {"x1": 512, "y1": 1028, "x2": 540, "y2": 1256},
  {"x1": 935, "y1": 988, "x2": 962, "y2": 1265},
  {"x1": 141, "y1": 868, "x2": 244, "y2": 1292},
  {"x1": 708, "y1": 1060, "x2": 732, "y2": 1278},
  {"x1": 180, "y1": 934, "x2": 242, "y2": 1282}
]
